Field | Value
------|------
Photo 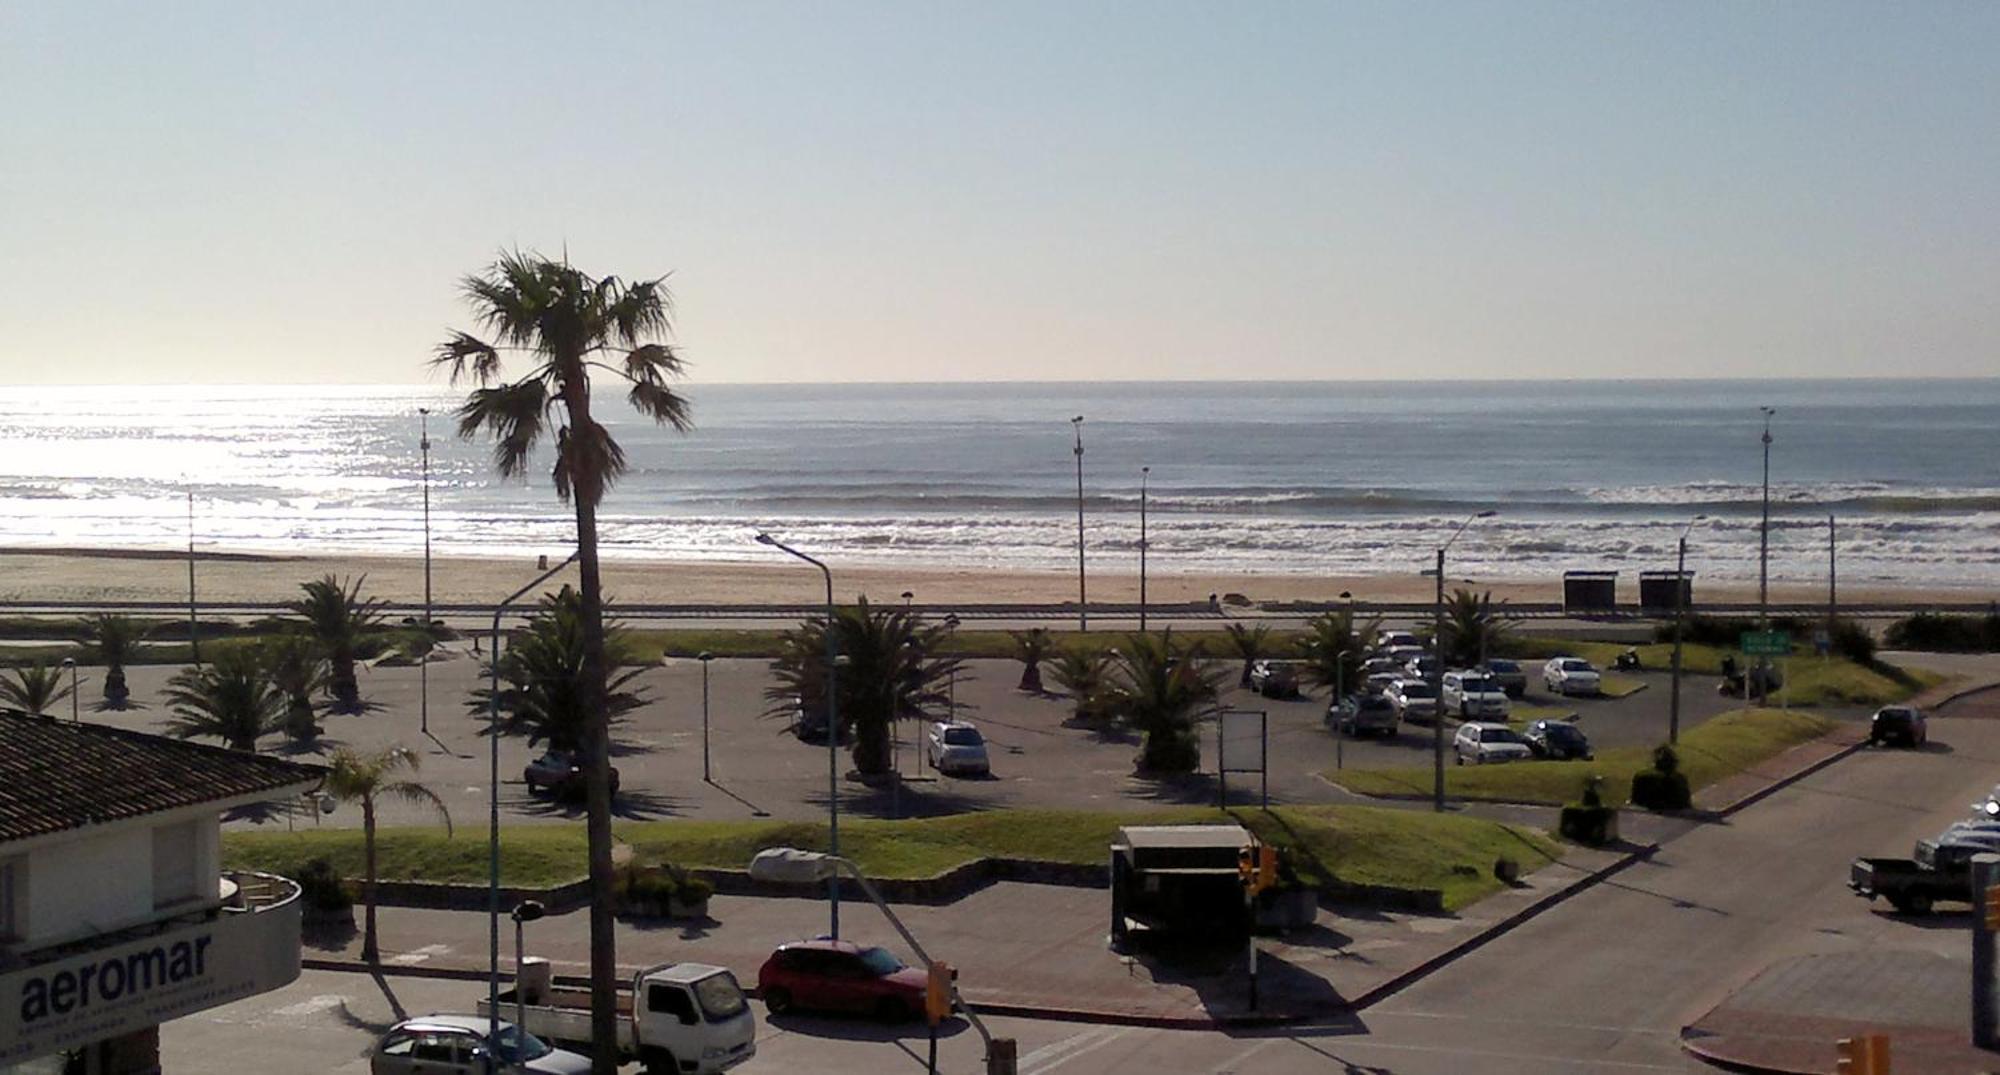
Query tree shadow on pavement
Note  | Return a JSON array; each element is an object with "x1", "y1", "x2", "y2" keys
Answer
[
  {"x1": 1125, "y1": 771, "x2": 1221, "y2": 805},
  {"x1": 815, "y1": 781, "x2": 988, "y2": 819},
  {"x1": 704, "y1": 778, "x2": 773, "y2": 817},
  {"x1": 515, "y1": 789, "x2": 689, "y2": 822},
  {"x1": 333, "y1": 968, "x2": 408, "y2": 1036},
  {"x1": 1129, "y1": 938, "x2": 1346, "y2": 1021}
]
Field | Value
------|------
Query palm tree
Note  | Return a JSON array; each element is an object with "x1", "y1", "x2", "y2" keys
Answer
[
  {"x1": 765, "y1": 599, "x2": 962, "y2": 775},
  {"x1": 0, "y1": 663, "x2": 75, "y2": 716},
  {"x1": 263, "y1": 634, "x2": 328, "y2": 743},
  {"x1": 1223, "y1": 622, "x2": 1272, "y2": 688},
  {"x1": 1295, "y1": 609, "x2": 1382, "y2": 703},
  {"x1": 1010, "y1": 628, "x2": 1052, "y2": 693},
  {"x1": 1440, "y1": 588, "x2": 1511, "y2": 668},
  {"x1": 162, "y1": 650, "x2": 283, "y2": 751},
  {"x1": 435, "y1": 252, "x2": 692, "y2": 1069},
  {"x1": 290, "y1": 575, "x2": 385, "y2": 714},
  {"x1": 1100, "y1": 631, "x2": 1226, "y2": 773},
  {"x1": 75, "y1": 614, "x2": 147, "y2": 707},
  {"x1": 1048, "y1": 649, "x2": 1113, "y2": 725},
  {"x1": 473, "y1": 589, "x2": 648, "y2": 752},
  {"x1": 324, "y1": 746, "x2": 452, "y2": 963}
]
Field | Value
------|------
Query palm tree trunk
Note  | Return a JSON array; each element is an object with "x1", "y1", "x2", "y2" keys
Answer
[
  {"x1": 361, "y1": 798, "x2": 379, "y2": 962},
  {"x1": 566, "y1": 396, "x2": 621, "y2": 1075}
]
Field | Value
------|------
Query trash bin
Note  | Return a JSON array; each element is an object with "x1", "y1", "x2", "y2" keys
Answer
[{"x1": 518, "y1": 956, "x2": 553, "y2": 1005}]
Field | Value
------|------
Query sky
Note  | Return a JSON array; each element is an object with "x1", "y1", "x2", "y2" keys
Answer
[{"x1": 1, "y1": 2, "x2": 1994, "y2": 385}]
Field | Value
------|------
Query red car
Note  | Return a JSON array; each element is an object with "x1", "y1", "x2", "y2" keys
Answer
[{"x1": 756, "y1": 940, "x2": 927, "y2": 1021}]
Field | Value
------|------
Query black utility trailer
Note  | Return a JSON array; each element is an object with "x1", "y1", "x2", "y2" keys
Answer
[{"x1": 1851, "y1": 837, "x2": 1990, "y2": 915}]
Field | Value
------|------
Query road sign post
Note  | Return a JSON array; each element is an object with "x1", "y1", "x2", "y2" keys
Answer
[
  {"x1": 1740, "y1": 630, "x2": 1792, "y2": 657},
  {"x1": 1974, "y1": 854, "x2": 2000, "y2": 1049}
]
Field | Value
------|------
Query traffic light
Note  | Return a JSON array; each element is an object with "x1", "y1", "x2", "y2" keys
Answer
[
  {"x1": 1835, "y1": 1034, "x2": 1890, "y2": 1074},
  {"x1": 924, "y1": 961, "x2": 955, "y2": 1026},
  {"x1": 1984, "y1": 884, "x2": 2000, "y2": 932}
]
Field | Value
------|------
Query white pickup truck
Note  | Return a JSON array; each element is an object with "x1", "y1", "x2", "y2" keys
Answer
[{"x1": 477, "y1": 962, "x2": 756, "y2": 1074}]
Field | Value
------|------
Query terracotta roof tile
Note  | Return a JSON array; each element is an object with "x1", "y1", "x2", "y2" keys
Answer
[{"x1": 0, "y1": 711, "x2": 325, "y2": 843}]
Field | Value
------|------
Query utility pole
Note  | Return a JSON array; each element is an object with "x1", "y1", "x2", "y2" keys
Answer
[
  {"x1": 186, "y1": 488, "x2": 200, "y2": 667},
  {"x1": 1072, "y1": 416, "x2": 1086, "y2": 632},
  {"x1": 420, "y1": 407, "x2": 433, "y2": 735},
  {"x1": 1828, "y1": 512, "x2": 1837, "y2": 639},
  {"x1": 1758, "y1": 406, "x2": 1776, "y2": 702},
  {"x1": 1670, "y1": 516, "x2": 1705, "y2": 744},
  {"x1": 1139, "y1": 466, "x2": 1149, "y2": 634}
]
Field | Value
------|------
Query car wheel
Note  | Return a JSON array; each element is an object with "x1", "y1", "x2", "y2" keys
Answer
[
  {"x1": 763, "y1": 986, "x2": 793, "y2": 1015},
  {"x1": 1908, "y1": 893, "x2": 1934, "y2": 916},
  {"x1": 875, "y1": 997, "x2": 911, "y2": 1023},
  {"x1": 640, "y1": 1047, "x2": 680, "y2": 1075},
  {"x1": 524, "y1": 778, "x2": 539, "y2": 794}
]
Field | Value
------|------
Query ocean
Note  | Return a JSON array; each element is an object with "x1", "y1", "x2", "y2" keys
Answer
[{"x1": 3, "y1": 380, "x2": 1997, "y2": 588}]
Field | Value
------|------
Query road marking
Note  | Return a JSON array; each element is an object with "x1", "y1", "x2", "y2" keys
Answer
[
  {"x1": 1364, "y1": 1008, "x2": 1680, "y2": 1038},
  {"x1": 386, "y1": 943, "x2": 452, "y2": 966},
  {"x1": 1019, "y1": 1025, "x2": 1133, "y2": 1073},
  {"x1": 267, "y1": 994, "x2": 348, "y2": 1019}
]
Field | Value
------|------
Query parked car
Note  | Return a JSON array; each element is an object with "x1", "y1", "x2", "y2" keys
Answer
[
  {"x1": 1360, "y1": 656, "x2": 1404, "y2": 679},
  {"x1": 1377, "y1": 630, "x2": 1421, "y2": 651},
  {"x1": 791, "y1": 700, "x2": 849, "y2": 745},
  {"x1": 1402, "y1": 654, "x2": 1439, "y2": 682},
  {"x1": 1441, "y1": 671, "x2": 1511, "y2": 719},
  {"x1": 1330, "y1": 693, "x2": 1399, "y2": 737},
  {"x1": 1384, "y1": 643, "x2": 1428, "y2": 664},
  {"x1": 1385, "y1": 679, "x2": 1440, "y2": 723},
  {"x1": 1453, "y1": 722, "x2": 1534, "y2": 766},
  {"x1": 1851, "y1": 825, "x2": 2000, "y2": 915},
  {"x1": 1480, "y1": 658, "x2": 1528, "y2": 699},
  {"x1": 370, "y1": 1014, "x2": 591, "y2": 1075},
  {"x1": 926, "y1": 721, "x2": 991, "y2": 776},
  {"x1": 1542, "y1": 657, "x2": 1603, "y2": 696},
  {"x1": 1363, "y1": 671, "x2": 1402, "y2": 696},
  {"x1": 523, "y1": 750, "x2": 621, "y2": 800},
  {"x1": 757, "y1": 940, "x2": 930, "y2": 1021},
  {"x1": 1869, "y1": 706, "x2": 1928, "y2": 748},
  {"x1": 1523, "y1": 719, "x2": 1594, "y2": 760},
  {"x1": 1248, "y1": 659, "x2": 1303, "y2": 699}
]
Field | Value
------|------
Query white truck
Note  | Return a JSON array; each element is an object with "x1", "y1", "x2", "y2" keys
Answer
[{"x1": 477, "y1": 962, "x2": 756, "y2": 1074}]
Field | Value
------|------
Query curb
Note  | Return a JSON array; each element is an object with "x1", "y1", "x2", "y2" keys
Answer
[{"x1": 1676, "y1": 1027, "x2": 1821, "y2": 1075}]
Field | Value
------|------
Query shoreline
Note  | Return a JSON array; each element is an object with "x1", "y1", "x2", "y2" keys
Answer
[{"x1": 1, "y1": 545, "x2": 1992, "y2": 610}]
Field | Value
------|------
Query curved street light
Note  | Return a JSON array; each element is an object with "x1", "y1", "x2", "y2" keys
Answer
[
  {"x1": 1433, "y1": 511, "x2": 1496, "y2": 812},
  {"x1": 755, "y1": 531, "x2": 844, "y2": 939},
  {"x1": 1669, "y1": 515, "x2": 1709, "y2": 744}
]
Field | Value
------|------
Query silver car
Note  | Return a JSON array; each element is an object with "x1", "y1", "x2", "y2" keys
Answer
[{"x1": 370, "y1": 1015, "x2": 590, "y2": 1075}]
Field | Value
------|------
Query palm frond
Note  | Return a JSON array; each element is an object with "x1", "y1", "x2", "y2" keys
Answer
[
  {"x1": 432, "y1": 332, "x2": 503, "y2": 385},
  {"x1": 384, "y1": 781, "x2": 453, "y2": 835},
  {"x1": 456, "y1": 380, "x2": 551, "y2": 479}
]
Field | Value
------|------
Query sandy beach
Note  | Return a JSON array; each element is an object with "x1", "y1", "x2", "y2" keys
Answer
[{"x1": 0, "y1": 546, "x2": 1989, "y2": 610}]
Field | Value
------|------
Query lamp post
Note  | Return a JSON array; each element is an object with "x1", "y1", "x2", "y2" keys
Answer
[
  {"x1": 1433, "y1": 511, "x2": 1496, "y2": 812},
  {"x1": 419, "y1": 407, "x2": 434, "y2": 735},
  {"x1": 698, "y1": 651, "x2": 714, "y2": 783},
  {"x1": 60, "y1": 658, "x2": 78, "y2": 723},
  {"x1": 1758, "y1": 406, "x2": 1775, "y2": 701},
  {"x1": 186, "y1": 488, "x2": 200, "y2": 667},
  {"x1": 510, "y1": 899, "x2": 545, "y2": 1037},
  {"x1": 901, "y1": 590, "x2": 914, "y2": 611},
  {"x1": 1072, "y1": 416, "x2": 1086, "y2": 632},
  {"x1": 1139, "y1": 466, "x2": 1150, "y2": 634},
  {"x1": 1670, "y1": 515, "x2": 1708, "y2": 744},
  {"x1": 755, "y1": 531, "x2": 843, "y2": 939},
  {"x1": 1827, "y1": 513, "x2": 1837, "y2": 642},
  {"x1": 487, "y1": 551, "x2": 577, "y2": 1065}
]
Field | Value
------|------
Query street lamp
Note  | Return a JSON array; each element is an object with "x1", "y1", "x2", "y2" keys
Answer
[
  {"x1": 1139, "y1": 466, "x2": 1150, "y2": 634},
  {"x1": 487, "y1": 551, "x2": 577, "y2": 1063},
  {"x1": 419, "y1": 407, "x2": 434, "y2": 735},
  {"x1": 186, "y1": 487, "x2": 200, "y2": 667},
  {"x1": 1758, "y1": 406, "x2": 1776, "y2": 701},
  {"x1": 901, "y1": 590, "x2": 913, "y2": 611},
  {"x1": 1071, "y1": 416, "x2": 1086, "y2": 632},
  {"x1": 1670, "y1": 515, "x2": 1708, "y2": 744},
  {"x1": 60, "y1": 657, "x2": 78, "y2": 723},
  {"x1": 754, "y1": 531, "x2": 844, "y2": 939},
  {"x1": 510, "y1": 899, "x2": 546, "y2": 1036},
  {"x1": 698, "y1": 652, "x2": 714, "y2": 783},
  {"x1": 1433, "y1": 510, "x2": 1496, "y2": 813}
]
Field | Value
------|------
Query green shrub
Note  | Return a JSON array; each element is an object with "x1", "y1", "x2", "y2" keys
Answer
[
  {"x1": 1558, "y1": 804, "x2": 1618, "y2": 845},
  {"x1": 1657, "y1": 614, "x2": 1814, "y2": 649},
  {"x1": 1629, "y1": 768, "x2": 1692, "y2": 811},
  {"x1": 1884, "y1": 613, "x2": 2000, "y2": 653},
  {"x1": 294, "y1": 858, "x2": 352, "y2": 912},
  {"x1": 1137, "y1": 729, "x2": 1201, "y2": 774},
  {"x1": 1828, "y1": 618, "x2": 1878, "y2": 665}
]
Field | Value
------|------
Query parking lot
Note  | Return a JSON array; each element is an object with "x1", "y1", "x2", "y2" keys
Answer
[{"x1": 83, "y1": 651, "x2": 1787, "y2": 830}]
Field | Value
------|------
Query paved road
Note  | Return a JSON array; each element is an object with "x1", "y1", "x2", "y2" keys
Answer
[{"x1": 81, "y1": 656, "x2": 1748, "y2": 829}]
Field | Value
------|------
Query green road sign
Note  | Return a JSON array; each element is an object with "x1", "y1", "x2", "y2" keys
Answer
[{"x1": 1740, "y1": 630, "x2": 1792, "y2": 656}]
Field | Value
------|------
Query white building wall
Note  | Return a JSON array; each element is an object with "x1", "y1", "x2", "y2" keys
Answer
[{"x1": 25, "y1": 827, "x2": 154, "y2": 948}]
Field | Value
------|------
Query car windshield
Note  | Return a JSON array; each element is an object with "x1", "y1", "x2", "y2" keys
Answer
[
  {"x1": 1559, "y1": 660, "x2": 1595, "y2": 672},
  {"x1": 1458, "y1": 676, "x2": 1493, "y2": 693},
  {"x1": 1543, "y1": 723, "x2": 1583, "y2": 742},
  {"x1": 858, "y1": 946, "x2": 905, "y2": 976},
  {"x1": 1487, "y1": 660, "x2": 1519, "y2": 673},
  {"x1": 1877, "y1": 708, "x2": 1914, "y2": 720},
  {"x1": 1400, "y1": 683, "x2": 1435, "y2": 699},
  {"x1": 942, "y1": 727, "x2": 983, "y2": 746},
  {"x1": 692, "y1": 971, "x2": 749, "y2": 1021},
  {"x1": 491, "y1": 1025, "x2": 554, "y2": 1062},
  {"x1": 1481, "y1": 728, "x2": 1524, "y2": 744}
]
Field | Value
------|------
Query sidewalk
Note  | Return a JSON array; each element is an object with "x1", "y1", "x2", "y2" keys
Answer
[{"x1": 307, "y1": 845, "x2": 1627, "y2": 1027}]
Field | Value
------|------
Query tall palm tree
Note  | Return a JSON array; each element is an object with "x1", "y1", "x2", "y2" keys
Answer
[
  {"x1": 473, "y1": 589, "x2": 648, "y2": 752},
  {"x1": 1223, "y1": 622, "x2": 1272, "y2": 688},
  {"x1": 0, "y1": 663, "x2": 76, "y2": 716},
  {"x1": 263, "y1": 634, "x2": 328, "y2": 743},
  {"x1": 290, "y1": 575, "x2": 385, "y2": 713},
  {"x1": 765, "y1": 599, "x2": 963, "y2": 775},
  {"x1": 1440, "y1": 588, "x2": 1511, "y2": 668},
  {"x1": 324, "y1": 746, "x2": 452, "y2": 963},
  {"x1": 1295, "y1": 609, "x2": 1382, "y2": 702},
  {"x1": 1048, "y1": 649, "x2": 1113, "y2": 725},
  {"x1": 435, "y1": 252, "x2": 692, "y2": 1069},
  {"x1": 75, "y1": 613, "x2": 147, "y2": 707},
  {"x1": 1010, "y1": 628, "x2": 1052, "y2": 693},
  {"x1": 1101, "y1": 632, "x2": 1225, "y2": 773},
  {"x1": 162, "y1": 650, "x2": 283, "y2": 751}
]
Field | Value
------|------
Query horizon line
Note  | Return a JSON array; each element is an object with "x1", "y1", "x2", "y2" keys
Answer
[{"x1": 4, "y1": 374, "x2": 1997, "y2": 390}]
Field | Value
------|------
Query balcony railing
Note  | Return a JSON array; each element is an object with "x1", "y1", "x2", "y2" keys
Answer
[{"x1": 221, "y1": 869, "x2": 300, "y2": 914}]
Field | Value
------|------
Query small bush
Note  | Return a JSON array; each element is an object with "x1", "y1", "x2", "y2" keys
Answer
[
  {"x1": 1559, "y1": 804, "x2": 1618, "y2": 846},
  {"x1": 1629, "y1": 768, "x2": 1692, "y2": 811},
  {"x1": 1137, "y1": 729, "x2": 1201, "y2": 774},
  {"x1": 1884, "y1": 613, "x2": 2000, "y2": 653},
  {"x1": 295, "y1": 858, "x2": 352, "y2": 912},
  {"x1": 1658, "y1": 614, "x2": 1814, "y2": 649},
  {"x1": 1828, "y1": 618, "x2": 1877, "y2": 665}
]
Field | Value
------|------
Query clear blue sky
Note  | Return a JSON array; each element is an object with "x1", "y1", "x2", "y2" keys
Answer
[{"x1": 2, "y1": 2, "x2": 1994, "y2": 384}]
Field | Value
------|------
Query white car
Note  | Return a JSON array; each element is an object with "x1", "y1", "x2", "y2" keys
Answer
[
  {"x1": 1403, "y1": 654, "x2": 1439, "y2": 682},
  {"x1": 1454, "y1": 722, "x2": 1534, "y2": 765},
  {"x1": 370, "y1": 1015, "x2": 590, "y2": 1075},
  {"x1": 1543, "y1": 657, "x2": 1603, "y2": 696},
  {"x1": 927, "y1": 721, "x2": 991, "y2": 776},
  {"x1": 1385, "y1": 678, "x2": 1440, "y2": 723},
  {"x1": 1441, "y1": 671, "x2": 1511, "y2": 719},
  {"x1": 1377, "y1": 630, "x2": 1421, "y2": 651}
]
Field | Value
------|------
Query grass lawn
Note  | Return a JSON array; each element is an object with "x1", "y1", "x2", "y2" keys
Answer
[
  {"x1": 223, "y1": 804, "x2": 1560, "y2": 913},
  {"x1": 1499, "y1": 635, "x2": 1935, "y2": 707},
  {"x1": 1331, "y1": 707, "x2": 1836, "y2": 808},
  {"x1": 1597, "y1": 674, "x2": 1645, "y2": 698},
  {"x1": 1509, "y1": 704, "x2": 1576, "y2": 724}
]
